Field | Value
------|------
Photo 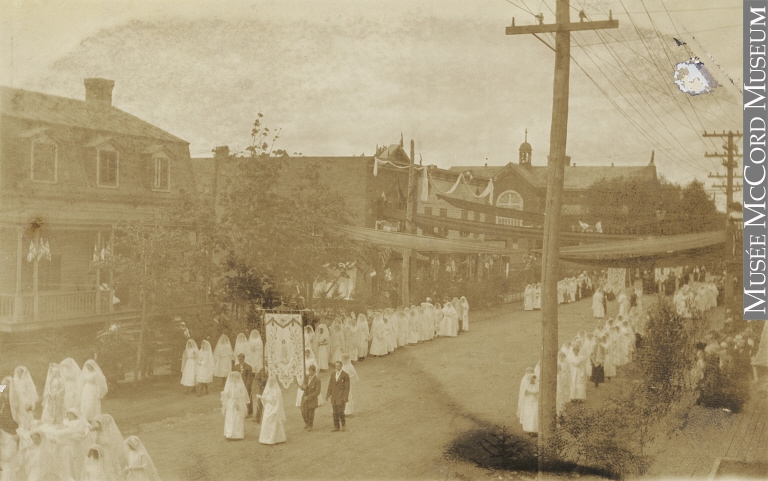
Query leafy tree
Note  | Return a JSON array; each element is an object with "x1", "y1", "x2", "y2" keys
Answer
[{"x1": 217, "y1": 116, "x2": 361, "y2": 309}]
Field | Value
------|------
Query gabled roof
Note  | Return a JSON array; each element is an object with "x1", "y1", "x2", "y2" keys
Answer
[
  {"x1": 450, "y1": 162, "x2": 656, "y2": 192},
  {"x1": 376, "y1": 144, "x2": 411, "y2": 165},
  {"x1": 0, "y1": 86, "x2": 187, "y2": 144}
]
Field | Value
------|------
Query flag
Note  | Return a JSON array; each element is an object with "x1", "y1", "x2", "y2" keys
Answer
[
  {"x1": 93, "y1": 244, "x2": 99, "y2": 262},
  {"x1": 596, "y1": 221, "x2": 603, "y2": 233},
  {"x1": 579, "y1": 220, "x2": 590, "y2": 232},
  {"x1": 27, "y1": 241, "x2": 36, "y2": 263}
]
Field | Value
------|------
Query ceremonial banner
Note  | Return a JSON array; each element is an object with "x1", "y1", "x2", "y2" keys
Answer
[
  {"x1": 264, "y1": 313, "x2": 304, "y2": 389},
  {"x1": 604, "y1": 268, "x2": 626, "y2": 295}
]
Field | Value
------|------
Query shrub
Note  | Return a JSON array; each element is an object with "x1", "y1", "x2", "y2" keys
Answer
[{"x1": 444, "y1": 425, "x2": 538, "y2": 472}]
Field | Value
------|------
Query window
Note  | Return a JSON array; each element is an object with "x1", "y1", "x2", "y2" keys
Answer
[
  {"x1": 153, "y1": 157, "x2": 170, "y2": 191},
  {"x1": 31, "y1": 140, "x2": 57, "y2": 183},
  {"x1": 97, "y1": 149, "x2": 119, "y2": 187},
  {"x1": 496, "y1": 190, "x2": 524, "y2": 227},
  {"x1": 460, "y1": 210, "x2": 469, "y2": 237}
]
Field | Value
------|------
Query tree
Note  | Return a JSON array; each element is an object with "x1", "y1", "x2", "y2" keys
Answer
[{"x1": 217, "y1": 116, "x2": 361, "y2": 309}]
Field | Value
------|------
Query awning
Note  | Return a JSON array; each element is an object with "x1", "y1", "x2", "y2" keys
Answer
[
  {"x1": 435, "y1": 194, "x2": 545, "y2": 223},
  {"x1": 337, "y1": 225, "x2": 526, "y2": 257},
  {"x1": 385, "y1": 210, "x2": 636, "y2": 243},
  {"x1": 555, "y1": 230, "x2": 726, "y2": 266}
]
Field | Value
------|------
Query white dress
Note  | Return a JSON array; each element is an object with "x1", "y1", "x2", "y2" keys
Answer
[
  {"x1": 125, "y1": 449, "x2": 153, "y2": 481},
  {"x1": 568, "y1": 354, "x2": 587, "y2": 400},
  {"x1": 222, "y1": 395, "x2": 245, "y2": 439},
  {"x1": 592, "y1": 291, "x2": 605, "y2": 318},
  {"x1": 79, "y1": 370, "x2": 102, "y2": 422},
  {"x1": 180, "y1": 347, "x2": 198, "y2": 387},
  {"x1": 520, "y1": 382, "x2": 539, "y2": 433},
  {"x1": 258, "y1": 389, "x2": 286, "y2": 445},
  {"x1": 524, "y1": 286, "x2": 533, "y2": 310}
]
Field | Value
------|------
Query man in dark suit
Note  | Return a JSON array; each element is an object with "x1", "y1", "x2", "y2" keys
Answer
[
  {"x1": 233, "y1": 353, "x2": 254, "y2": 417},
  {"x1": 326, "y1": 360, "x2": 350, "y2": 432},
  {"x1": 300, "y1": 365, "x2": 321, "y2": 431}
]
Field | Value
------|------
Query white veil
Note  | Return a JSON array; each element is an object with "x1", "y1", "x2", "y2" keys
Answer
[
  {"x1": 11, "y1": 365, "x2": 38, "y2": 418},
  {"x1": 234, "y1": 333, "x2": 248, "y2": 358},
  {"x1": 92, "y1": 413, "x2": 127, "y2": 478},
  {"x1": 220, "y1": 371, "x2": 248, "y2": 415},
  {"x1": 517, "y1": 367, "x2": 534, "y2": 419},
  {"x1": 124, "y1": 436, "x2": 161, "y2": 481},
  {"x1": 341, "y1": 353, "x2": 359, "y2": 382},
  {"x1": 78, "y1": 360, "x2": 108, "y2": 400},
  {"x1": 262, "y1": 374, "x2": 286, "y2": 424}
]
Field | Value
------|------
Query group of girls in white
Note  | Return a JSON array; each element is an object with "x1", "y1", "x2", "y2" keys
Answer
[
  {"x1": 0, "y1": 359, "x2": 159, "y2": 481},
  {"x1": 524, "y1": 273, "x2": 593, "y2": 311},
  {"x1": 192, "y1": 296, "x2": 471, "y2": 445},
  {"x1": 517, "y1": 315, "x2": 639, "y2": 435},
  {"x1": 673, "y1": 281, "x2": 719, "y2": 318}
]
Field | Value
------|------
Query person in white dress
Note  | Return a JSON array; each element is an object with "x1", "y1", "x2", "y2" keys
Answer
[
  {"x1": 59, "y1": 358, "x2": 81, "y2": 412},
  {"x1": 592, "y1": 288, "x2": 605, "y2": 318},
  {"x1": 234, "y1": 333, "x2": 248, "y2": 359},
  {"x1": 460, "y1": 296, "x2": 470, "y2": 332},
  {"x1": 18, "y1": 429, "x2": 62, "y2": 481},
  {"x1": 123, "y1": 436, "x2": 161, "y2": 481},
  {"x1": 45, "y1": 408, "x2": 92, "y2": 480},
  {"x1": 89, "y1": 414, "x2": 127, "y2": 481},
  {"x1": 343, "y1": 317, "x2": 359, "y2": 360},
  {"x1": 303, "y1": 326, "x2": 318, "y2": 360},
  {"x1": 451, "y1": 298, "x2": 461, "y2": 334},
  {"x1": 196, "y1": 340, "x2": 215, "y2": 396},
  {"x1": 315, "y1": 324, "x2": 331, "y2": 370},
  {"x1": 441, "y1": 302, "x2": 458, "y2": 337},
  {"x1": 383, "y1": 314, "x2": 396, "y2": 353},
  {"x1": 41, "y1": 363, "x2": 66, "y2": 425},
  {"x1": 520, "y1": 373, "x2": 539, "y2": 433},
  {"x1": 246, "y1": 331, "x2": 264, "y2": 373},
  {"x1": 10, "y1": 366, "x2": 38, "y2": 431},
  {"x1": 329, "y1": 319, "x2": 345, "y2": 364},
  {"x1": 567, "y1": 345, "x2": 587, "y2": 401},
  {"x1": 341, "y1": 353, "x2": 360, "y2": 416},
  {"x1": 213, "y1": 334, "x2": 234, "y2": 388},
  {"x1": 601, "y1": 335, "x2": 616, "y2": 381},
  {"x1": 556, "y1": 351, "x2": 570, "y2": 416},
  {"x1": 0, "y1": 376, "x2": 19, "y2": 481},
  {"x1": 257, "y1": 375, "x2": 286, "y2": 445},
  {"x1": 369, "y1": 312, "x2": 389, "y2": 356},
  {"x1": 221, "y1": 371, "x2": 248, "y2": 440},
  {"x1": 76, "y1": 360, "x2": 107, "y2": 423},
  {"x1": 180, "y1": 339, "x2": 199, "y2": 394},
  {"x1": 617, "y1": 290, "x2": 630, "y2": 319},
  {"x1": 81, "y1": 444, "x2": 111, "y2": 481},
  {"x1": 524, "y1": 285, "x2": 534, "y2": 311},
  {"x1": 406, "y1": 308, "x2": 419, "y2": 344},
  {"x1": 533, "y1": 283, "x2": 542, "y2": 310},
  {"x1": 356, "y1": 315, "x2": 370, "y2": 359}
]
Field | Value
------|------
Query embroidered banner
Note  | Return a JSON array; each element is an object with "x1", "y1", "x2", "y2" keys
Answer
[{"x1": 264, "y1": 313, "x2": 304, "y2": 389}]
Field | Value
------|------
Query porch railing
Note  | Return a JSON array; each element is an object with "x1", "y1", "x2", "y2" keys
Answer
[{"x1": 0, "y1": 291, "x2": 102, "y2": 323}]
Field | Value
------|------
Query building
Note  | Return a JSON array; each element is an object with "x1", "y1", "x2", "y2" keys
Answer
[{"x1": 0, "y1": 79, "x2": 201, "y2": 332}]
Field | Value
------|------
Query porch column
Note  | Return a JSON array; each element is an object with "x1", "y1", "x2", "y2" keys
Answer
[
  {"x1": 33, "y1": 230, "x2": 39, "y2": 323},
  {"x1": 95, "y1": 232, "x2": 102, "y2": 313},
  {"x1": 108, "y1": 229, "x2": 114, "y2": 313},
  {"x1": 14, "y1": 227, "x2": 23, "y2": 323}
]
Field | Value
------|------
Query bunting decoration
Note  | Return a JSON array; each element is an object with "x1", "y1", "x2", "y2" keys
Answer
[
  {"x1": 93, "y1": 244, "x2": 99, "y2": 262},
  {"x1": 27, "y1": 237, "x2": 51, "y2": 263},
  {"x1": 264, "y1": 313, "x2": 305, "y2": 389},
  {"x1": 372, "y1": 157, "x2": 425, "y2": 176},
  {"x1": 427, "y1": 172, "x2": 493, "y2": 201}
]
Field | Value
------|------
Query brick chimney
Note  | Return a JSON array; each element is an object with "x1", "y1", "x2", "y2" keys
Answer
[{"x1": 84, "y1": 78, "x2": 115, "y2": 106}]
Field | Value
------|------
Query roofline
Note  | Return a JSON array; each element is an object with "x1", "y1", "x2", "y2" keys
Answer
[{"x1": 1, "y1": 112, "x2": 190, "y2": 146}]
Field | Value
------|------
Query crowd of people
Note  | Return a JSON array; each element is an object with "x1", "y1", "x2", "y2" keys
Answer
[
  {"x1": 673, "y1": 281, "x2": 719, "y2": 318},
  {"x1": 0, "y1": 359, "x2": 159, "y2": 481},
  {"x1": 178, "y1": 296, "x2": 472, "y2": 445},
  {"x1": 523, "y1": 273, "x2": 595, "y2": 311}
]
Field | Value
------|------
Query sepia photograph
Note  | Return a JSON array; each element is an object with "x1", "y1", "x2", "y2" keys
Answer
[{"x1": 0, "y1": 0, "x2": 763, "y2": 480}]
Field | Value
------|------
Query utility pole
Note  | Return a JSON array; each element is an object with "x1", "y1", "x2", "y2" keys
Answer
[
  {"x1": 402, "y1": 139, "x2": 416, "y2": 307},
  {"x1": 506, "y1": 3, "x2": 617, "y2": 472},
  {"x1": 705, "y1": 130, "x2": 743, "y2": 306},
  {"x1": 210, "y1": 146, "x2": 229, "y2": 302}
]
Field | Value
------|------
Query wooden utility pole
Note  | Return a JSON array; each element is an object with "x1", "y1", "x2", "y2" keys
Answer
[
  {"x1": 402, "y1": 140, "x2": 416, "y2": 307},
  {"x1": 705, "y1": 130, "x2": 743, "y2": 304},
  {"x1": 506, "y1": 3, "x2": 617, "y2": 471}
]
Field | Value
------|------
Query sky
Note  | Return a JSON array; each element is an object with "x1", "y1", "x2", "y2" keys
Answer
[{"x1": 0, "y1": 0, "x2": 743, "y2": 208}]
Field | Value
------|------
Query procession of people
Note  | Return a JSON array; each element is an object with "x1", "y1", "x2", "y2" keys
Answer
[{"x1": 0, "y1": 358, "x2": 159, "y2": 481}]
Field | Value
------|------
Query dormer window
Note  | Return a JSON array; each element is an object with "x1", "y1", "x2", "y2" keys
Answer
[
  {"x1": 31, "y1": 139, "x2": 58, "y2": 183},
  {"x1": 97, "y1": 148, "x2": 119, "y2": 188},
  {"x1": 153, "y1": 156, "x2": 170, "y2": 191}
]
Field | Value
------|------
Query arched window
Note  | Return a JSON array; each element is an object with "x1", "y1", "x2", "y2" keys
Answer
[{"x1": 496, "y1": 190, "x2": 524, "y2": 227}]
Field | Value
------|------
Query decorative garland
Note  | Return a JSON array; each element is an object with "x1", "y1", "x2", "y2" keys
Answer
[{"x1": 427, "y1": 172, "x2": 494, "y2": 202}]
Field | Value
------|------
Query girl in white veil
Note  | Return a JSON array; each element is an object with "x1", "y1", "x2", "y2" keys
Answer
[
  {"x1": 77, "y1": 360, "x2": 107, "y2": 422},
  {"x1": 0, "y1": 376, "x2": 18, "y2": 481},
  {"x1": 11, "y1": 366, "x2": 38, "y2": 430},
  {"x1": 81, "y1": 444, "x2": 114, "y2": 481},
  {"x1": 213, "y1": 334, "x2": 234, "y2": 387},
  {"x1": 220, "y1": 371, "x2": 248, "y2": 440},
  {"x1": 123, "y1": 436, "x2": 161, "y2": 481},
  {"x1": 329, "y1": 319, "x2": 345, "y2": 364},
  {"x1": 407, "y1": 308, "x2": 419, "y2": 344},
  {"x1": 303, "y1": 326, "x2": 317, "y2": 361},
  {"x1": 196, "y1": 340, "x2": 214, "y2": 396},
  {"x1": 247, "y1": 331, "x2": 264, "y2": 373},
  {"x1": 90, "y1": 414, "x2": 127, "y2": 480},
  {"x1": 394, "y1": 310, "x2": 408, "y2": 347},
  {"x1": 356, "y1": 314, "x2": 370, "y2": 359},
  {"x1": 460, "y1": 296, "x2": 469, "y2": 332},
  {"x1": 341, "y1": 353, "x2": 360, "y2": 416},
  {"x1": 257, "y1": 374, "x2": 286, "y2": 445},
  {"x1": 59, "y1": 358, "x2": 81, "y2": 412},
  {"x1": 234, "y1": 333, "x2": 248, "y2": 359},
  {"x1": 315, "y1": 324, "x2": 330, "y2": 370},
  {"x1": 368, "y1": 312, "x2": 388, "y2": 356},
  {"x1": 42, "y1": 362, "x2": 66, "y2": 425},
  {"x1": 382, "y1": 313, "x2": 396, "y2": 353},
  {"x1": 343, "y1": 317, "x2": 359, "y2": 360},
  {"x1": 18, "y1": 428, "x2": 61, "y2": 481},
  {"x1": 180, "y1": 339, "x2": 199, "y2": 394},
  {"x1": 516, "y1": 367, "x2": 533, "y2": 420}
]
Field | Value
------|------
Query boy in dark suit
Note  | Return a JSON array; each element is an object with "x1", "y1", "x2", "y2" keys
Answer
[
  {"x1": 300, "y1": 365, "x2": 321, "y2": 431},
  {"x1": 251, "y1": 363, "x2": 268, "y2": 424},
  {"x1": 326, "y1": 360, "x2": 350, "y2": 432},
  {"x1": 233, "y1": 353, "x2": 253, "y2": 416}
]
